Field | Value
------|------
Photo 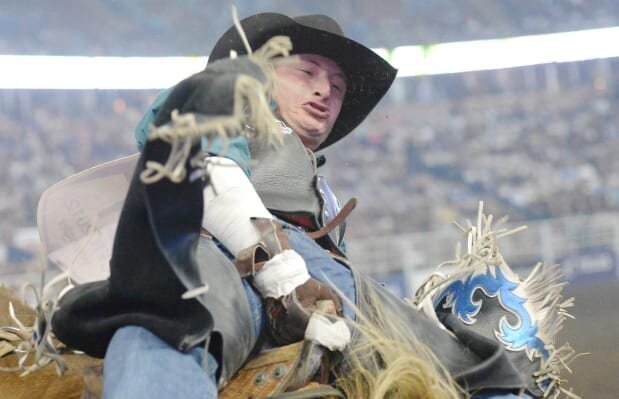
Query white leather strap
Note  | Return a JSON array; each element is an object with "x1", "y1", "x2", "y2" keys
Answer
[
  {"x1": 305, "y1": 313, "x2": 351, "y2": 351},
  {"x1": 252, "y1": 249, "x2": 310, "y2": 298}
]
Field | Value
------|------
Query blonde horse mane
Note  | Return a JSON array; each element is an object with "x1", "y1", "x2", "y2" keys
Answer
[{"x1": 332, "y1": 283, "x2": 465, "y2": 399}]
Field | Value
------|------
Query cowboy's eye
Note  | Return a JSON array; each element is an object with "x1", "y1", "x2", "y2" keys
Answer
[
  {"x1": 332, "y1": 79, "x2": 346, "y2": 95},
  {"x1": 298, "y1": 69, "x2": 312, "y2": 75}
]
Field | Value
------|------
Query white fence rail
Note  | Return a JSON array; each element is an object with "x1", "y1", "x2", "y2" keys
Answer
[{"x1": 346, "y1": 212, "x2": 619, "y2": 295}]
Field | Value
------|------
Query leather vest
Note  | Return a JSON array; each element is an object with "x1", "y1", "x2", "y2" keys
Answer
[
  {"x1": 247, "y1": 130, "x2": 345, "y2": 252},
  {"x1": 249, "y1": 131, "x2": 320, "y2": 216}
]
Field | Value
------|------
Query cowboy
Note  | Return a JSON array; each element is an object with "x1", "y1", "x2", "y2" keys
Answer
[{"x1": 50, "y1": 12, "x2": 568, "y2": 399}]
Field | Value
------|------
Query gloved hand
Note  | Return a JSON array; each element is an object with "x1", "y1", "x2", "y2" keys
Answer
[
  {"x1": 241, "y1": 219, "x2": 343, "y2": 345},
  {"x1": 140, "y1": 53, "x2": 282, "y2": 185},
  {"x1": 152, "y1": 56, "x2": 270, "y2": 127},
  {"x1": 139, "y1": 36, "x2": 290, "y2": 185},
  {"x1": 263, "y1": 275, "x2": 343, "y2": 345}
]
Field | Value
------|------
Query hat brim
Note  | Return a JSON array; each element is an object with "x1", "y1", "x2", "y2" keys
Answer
[{"x1": 209, "y1": 13, "x2": 397, "y2": 150}]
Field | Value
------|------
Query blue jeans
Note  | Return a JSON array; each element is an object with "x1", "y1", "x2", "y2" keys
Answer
[{"x1": 103, "y1": 325, "x2": 219, "y2": 399}]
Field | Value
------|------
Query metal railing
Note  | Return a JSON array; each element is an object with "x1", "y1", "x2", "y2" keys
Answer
[{"x1": 346, "y1": 211, "x2": 619, "y2": 294}]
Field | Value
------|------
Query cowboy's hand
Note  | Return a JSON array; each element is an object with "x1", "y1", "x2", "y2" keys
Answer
[
  {"x1": 252, "y1": 250, "x2": 343, "y2": 345},
  {"x1": 152, "y1": 56, "x2": 269, "y2": 127},
  {"x1": 264, "y1": 278, "x2": 344, "y2": 345}
]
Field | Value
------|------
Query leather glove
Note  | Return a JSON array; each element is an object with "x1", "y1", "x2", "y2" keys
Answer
[
  {"x1": 152, "y1": 56, "x2": 269, "y2": 127},
  {"x1": 264, "y1": 277, "x2": 343, "y2": 345},
  {"x1": 238, "y1": 218, "x2": 343, "y2": 345},
  {"x1": 139, "y1": 52, "x2": 282, "y2": 185}
]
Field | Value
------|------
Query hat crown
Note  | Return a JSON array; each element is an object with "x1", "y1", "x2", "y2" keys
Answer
[{"x1": 292, "y1": 15, "x2": 344, "y2": 37}]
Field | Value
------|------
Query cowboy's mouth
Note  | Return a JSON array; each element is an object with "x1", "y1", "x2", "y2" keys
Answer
[{"x1": 304, "y1": 102, "x2": 330, "y2": 119}]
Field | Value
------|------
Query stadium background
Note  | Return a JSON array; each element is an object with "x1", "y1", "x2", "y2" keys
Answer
[{"x1": 1, "y1": 1, "x2": 618, "y2": 397}]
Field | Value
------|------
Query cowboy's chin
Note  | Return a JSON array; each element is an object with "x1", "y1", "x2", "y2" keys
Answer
[{"x1": 308, "y1": 113, "x2": 335, "y2": 134}]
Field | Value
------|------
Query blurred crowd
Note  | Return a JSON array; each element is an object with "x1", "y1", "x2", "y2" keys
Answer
[
  {"x1": 0, "y1": 89, "x2": 151, "y2": 242},
  {"x1": 324, "y1": 58, "x2": 619, "y2": 237},
  {"x1": 3, "y1": 0, "x2": 619, "y2": 55},
  {"x1": 1, "y1": 57, "x2": 618, "y2": 251}
]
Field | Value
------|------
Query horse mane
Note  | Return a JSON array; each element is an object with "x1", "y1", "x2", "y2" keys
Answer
[{"x1": 332, "y1": 281, "x2": 465, "y2": 399}]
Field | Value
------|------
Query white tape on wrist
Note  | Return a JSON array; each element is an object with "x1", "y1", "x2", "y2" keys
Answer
[
  {"x1": 304, "y1": 313, "x2": 351, "y2": 351},
  {"x1": 202, "y1": 157, "x2": 272, "y2": 256},
  {"x1": 253, "y1": 249, "x2": 310, "y2": 298}
]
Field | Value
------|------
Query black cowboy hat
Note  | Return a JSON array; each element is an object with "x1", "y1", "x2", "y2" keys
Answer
[{"x1": 208, "y1": 12, "x2": 397, "y2": 150}]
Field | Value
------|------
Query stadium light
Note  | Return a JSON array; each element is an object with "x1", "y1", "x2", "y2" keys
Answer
[
  {"x1": 2, "y1": 26, "x2": 619, "y2": 89},
  {"x1": 1, "y1": 56, "x2": 208, "y2": 89}
]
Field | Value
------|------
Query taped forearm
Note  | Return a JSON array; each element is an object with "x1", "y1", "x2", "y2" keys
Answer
[{"x1": 202, "y1": 156, "x2": 272, "y2": 256}]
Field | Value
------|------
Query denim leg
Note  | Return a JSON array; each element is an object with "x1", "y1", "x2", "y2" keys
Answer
[
  {"x1": 242, "y1": 277, "x2": 265, "y2": 335},
  {"x1": 102, "y1": 325, "x2": 219, "y2": 399},
  {"x1": 284, "y1": 227, "x2": 356, "y2": 320},
  {"x1": 103, "y1": 280, "x2": 264, "y2": 399}
]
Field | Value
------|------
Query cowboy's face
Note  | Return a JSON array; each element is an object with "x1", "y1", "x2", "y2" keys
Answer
[{"x1": 272, "y1": 54, "x2": 347, "y2": 150}]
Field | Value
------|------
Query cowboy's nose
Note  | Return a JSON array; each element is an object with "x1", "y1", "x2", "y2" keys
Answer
[{"x1": 312, "y1": 75, "x2": 331, "y2": 98}]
